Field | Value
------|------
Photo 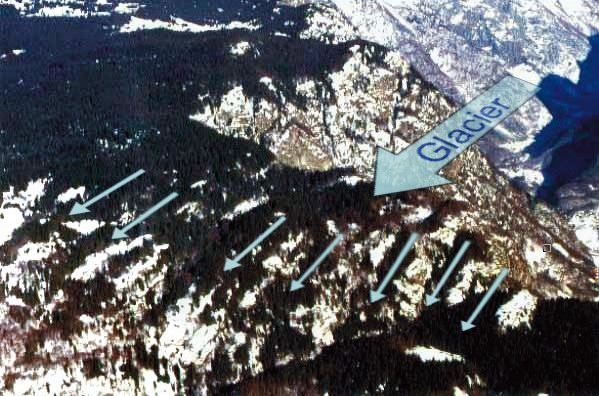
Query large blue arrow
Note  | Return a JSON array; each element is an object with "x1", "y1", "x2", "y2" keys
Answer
[
  {"x1": 425, "y1": 240, "x2": 471, "y2": 306},
  {"x1": 290, "y1": 234, "x2": 344, "y2": 291},
  {"x1": 224, "y1": 216, "x2": 287, "y2": 271},
  {"x1": 112, "y1": 192, "x2": 178, "y2": 239},
  {"x1": 70, "y1": 169, "x2": 146, "y2": 215},
  {"x1": 374, "y1": 75, "x2": 539, "y2": 196},
  {"x1": 370, "y1": 232, "x2": 419, "y2": 303},
  {"x1": 461, "y1": 268, "x2": 509, "y2": 332}
]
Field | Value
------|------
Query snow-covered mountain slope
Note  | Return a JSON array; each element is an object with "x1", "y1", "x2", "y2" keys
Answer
[
  {"x1": 318, "y1": 0, "x2": 599, "y2": 263},
  {"x1": 329, "y1": 0, "x2": 597, "y2": 101},
  {"x1": 0, "y1": 1, "x2": 597, "y2": 395}
]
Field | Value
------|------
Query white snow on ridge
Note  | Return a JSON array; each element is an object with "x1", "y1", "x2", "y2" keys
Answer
[
  {"x1": 524, "y1": 239, "x2": 546, "y2": 266},
  {"x1": 113, "y1": 242, "x2": 169, "y2": 292},
  {"x1": 405, "y1": 345, "x2": 464, "y2": 363},
  {"x1": 113, "y1": 2, "x2": 141, "y2": 15},
  {"x1": 500, "y1": 166, "x2": 544, "y2": 187},
  {"x1": 369, "y1": 231, "x2": 396, "y2": 267},
  {"x1": 62, "y1": 219, "x2": 104, "y2": 235},
  {"x1": 323, "y1": 0, "x2": 599, "y2": 257},
  {"x1": 508, "y1": 63, "x2": 543, "y2": 85},
  {"x1": 177, "y1": 201, "x2": 204, "y2": 221},
  {"x1": 281, "y1": 232, "x2": 304, "y2": 253},
  {"x1": 496, "y1": 290, "x2": 538, "y2": 331},
  {"x1": 0, "y1": 206, "x2": 24, "y2": 247},
  {"x1": 223, "y1": 195, "x2": 269, "y2": 220},
  {"x1": 15, "y1": 241, "x2": 55, "y2": 263},
  {"x1": 0, "y1": 178, "x2": 48, "y2": 247},
  {"x1": 262, "y1": 255, "x2": 287, "y2": 275},
  {"x1": 5, "y1": 295, "x2": 28, "y2": 307},
  {"x1": 569, "y1": 210, "x2": 599, "y2": 265},
  {"x1": 290, "y1": 303, "x2": 338, "y2": 347},
  {"x1": 120, "y1": 16, "x2": 261, "y2": 34},
  {"x1": 70, "y1": 235, "x2": 149, "y2": 281},
  {"x1": 299, "y1": 2, "x2": 358, "y2": 44},
  {"x1": 339, "y1": 175, "x2": 364, "y2": 186},
  {"x1": 445, "y1": 260, "x2": 488, "y2": 305},
  {"x1": 0, "y1": 232, "x2": 64, "y2": 294},
  {"x1": 539, "y1": 0, "x2": 599, "y2": 36},
  {"x1": 56, "y1": 186, "x2": 85, "y2": 204},
  {"x1": 0, "y1": 0, "x2": 31, "y2": 12},
  {"x1": 159, "y1": 289, "x2": 219, "y2": 366},
  {"x1": 403, "y1": 206, "x2": 432, "y2": 223},
  {"x1": 2, "y1": 0, "x2": 141, "y2": 18},
  {"x1": 259, "y1": 76, "x2": 277, "y2": 93},
  {"x1": 379, "y1": 0, "x2": 417, "y2": 36},
  {"x1": 189, "y1": 85, "x2": 254, "y2": 132},
  {"x1": 32, "y1": 5, "x2": 88, "y2": 18}
]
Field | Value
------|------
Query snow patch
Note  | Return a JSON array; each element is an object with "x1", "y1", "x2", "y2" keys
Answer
[
  {"x1": 496, "y1": 290, "x2": 537, "y2": 331},
  {"x1": 56, "y1": 186, "x2": 85, "y2": 204},
  {"x1": 290, "y1": 303, "x2": 338, "y2": 347},
  {"x1": 223, "y1": 196, "x2": 269, "y2": 220},
  {"x1": 62, "y1": 219, "x2": 104, "y2": 235},
  {"x1": 15, "y1": 241, "x2": 55, "y2": 263},
  {"x1": 159, "y1": 289, "x2": 219, "y2": 367},
  {"x1": 113, "y1": 2, "x2": 141, "y2": 14},
  {"x1": 33, "y1": 6, "x2": 87, "y2": 18},
  {"x1": 262, "y1": 255, "x2": 284, "y2": 273},
  {"x1": 70, "y1": 235, "x2": 149, "y2": 281},
  {"x1": 0, "y1": 178, "x2": 48, "y2": 246},
  {"x1": 403, "y1": 206, "x2": 432, "y2": 223},
  {"x1": 112, "y1": 242, "x2": 169, "y2": 295},
  {"x1": 120, "y1": 16, "x2": 260, "y2": 34},
  {"x1": 230, "y1": 41, "x2": 251, "y2": 56},
  {"x1": 239, "y1": 289, "x2": 257, "y2": 308},
  {"x1": 569, "y1": 211, "x2": 599, "y2": 265},
  {"x1": 405, "y1": 345, "x2": 465, "y2": 363},
  {"x1": 508, "y1": 64, "x2": 543, "y2": 85},
  {"x1": 369, "y1": 231, "x2": 396, "y2": 267}
]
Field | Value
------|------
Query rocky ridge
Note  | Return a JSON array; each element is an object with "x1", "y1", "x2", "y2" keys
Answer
[{"x1": 0, "y1": 1, "x2": 597, "y2": 395}]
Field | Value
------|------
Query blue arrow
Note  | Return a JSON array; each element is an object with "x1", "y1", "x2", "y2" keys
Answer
[
  {"x1": 425, "y1": 240, "x2": 471, "y2": 306},
  {"x1": 374, "y1": 75, "x2": 539, "y2": 196},
  {"x1": 370, "y1": 232, "x2": 419, "y2": 303},
  {"x1": 224, "y1": 216, "x2": 287, "y2": 271},
  {"x1": 70, "y1": 169, "x2": 146, "y2": 215},
  {"x1": 461, "y1": 268, "x2": 509, "y2": 331},
  {"x1": 290, "y1": 234, "x2": 344, "y2": 291},
  {"x1": 112, "y1": 192, "x2": 178, "y2": 240}
]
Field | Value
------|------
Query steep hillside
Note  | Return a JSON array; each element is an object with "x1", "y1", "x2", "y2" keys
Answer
[
  {"x1": 0, "y1": 2, "x2": 597, "y2": 395},
  {"x1": 321, "y1": 0, "x2": 599, "y2": 263}
]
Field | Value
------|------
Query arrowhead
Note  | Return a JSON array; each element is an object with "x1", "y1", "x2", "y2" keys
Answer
[
  {"x1": 425, "y1": 294, "x2": 440, "y2": 306},
  {"x1": 290, "y1": 280, "x2": 304, "y2": 292},
  {"x1": 224, "y1": 258, "x2": 241, "y2": 272},
  {"x1": 461, "y1": 321, "x2": 476, "y2": 332},
  {"x1": 111, "y1": 228, "x2": 129, "y2": 240},
  {"x1": 373, "y1": 147, "x2": 452, "y2": 196},
  {"x1": 369, "y1": 290, "x2": 386, "y2": 303},
  {"x1": 69, "y1": 202, "x2": 90, "y2": 216}
]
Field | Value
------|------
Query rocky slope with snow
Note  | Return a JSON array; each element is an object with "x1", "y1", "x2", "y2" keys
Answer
[
  {"x1": 0, "y1": 1, "x2": 597, "y2": 395},
  {"x1": 318, "y1": 0, "x2": 599, "y2": 264}
]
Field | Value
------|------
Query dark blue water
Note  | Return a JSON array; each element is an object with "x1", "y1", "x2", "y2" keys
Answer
[{"x1": 526, "y1": 34, "x2": 599, "y2": 204}]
